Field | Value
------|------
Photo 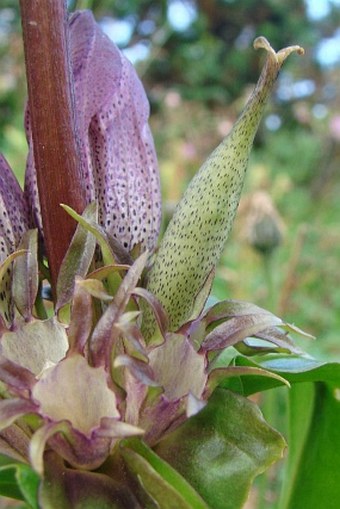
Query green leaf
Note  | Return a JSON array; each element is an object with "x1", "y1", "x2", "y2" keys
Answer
[
  {"x1": 0, "y1": 462, "x2": 39, "y2": 508},
  {"x1": 227, "y1": 354, "x2": 340, "y2": 395},
  {"x1": 121, "y1": 438, "x2": 209, "y2": 509},
  {"x1": 279, "y1": 382, "x2": 340, "y2": 509},
  {"x1": 216, "y1": 355, "x2": 340, "y2": 508},
  {"x1": 15, "y1": 464, "x2": 40, "y2": 509},
  {"x1": 211, "y1": 352, "x2": 340, "y2": 396},
  {"x1": 0, "y1": 464, "x2": 24, "y2": 501},
  {"x1": 155, "y1": 388, "x2": 286, "y2": 509}
]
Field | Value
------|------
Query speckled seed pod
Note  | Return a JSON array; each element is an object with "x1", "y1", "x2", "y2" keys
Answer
[
  {"x1": 25, "y1": 10, "x2": 161, "y2": 253},
  {"x1": 143, "y1": 38, "x2": 304, "y2": 338}
]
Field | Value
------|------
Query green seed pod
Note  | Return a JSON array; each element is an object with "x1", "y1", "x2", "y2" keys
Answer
[{"x1": 143, "y1": 37, "x2": 304, "y2": 339}]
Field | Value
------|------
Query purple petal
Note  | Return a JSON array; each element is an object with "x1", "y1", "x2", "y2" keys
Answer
[
  {"x1": 0, "y1": 398, "x2": 38, "y2": 431},
  {"x1": 70, "y1": 10, "x2": 161, "y2": 252},
  {"x1": 252, "y1": 326, "x2": 303, "y2": 354},
  {"x1": 141, "y1": 393, "x2": 186, "y2": 446},
  {"x1": 133, "y1": 287, "x2": 169, "y2": 340},
  {"x1": 206, "y1": 366, "x2": 290, "y2": 398},
  {"x1": 115, "y1": 318, "x2": 148, "y2": 360},
  {"x1": 32, "y1": 354, "x2": 119, "y2": 435},
  {"x1": 30, "y1": 420, "x2": 113, "y2": 474},
  {"x1": 67, "y1": 277, "x2": 93, "y2": 354},
  {"x1": 148, "y1": 333, "x2": 207, "y2": 400},
  {"x1": 0, "y1": 355, "x2": 36, "y2": 395},
  {"x1": 40, "y1": 450, "x2": 141, "y2": 508},
  {"x1": 90, "y1": 251, "x2": 148, "y2": 367},
  {"x1": 114, "y1": 354, "x2": 159, "y2": 387},
  {"x1": 0, "y1": 423, "x2": 31, "y2": 463},
  {"x1": 1, "y1": 317, "x2": 69, "y2": 376},
  {"x1": 96, "y1": 417, "x2": 144, "y2": 438},
  {"x1": 200, "y1": 314, "x2": 283, "y2": 353}
]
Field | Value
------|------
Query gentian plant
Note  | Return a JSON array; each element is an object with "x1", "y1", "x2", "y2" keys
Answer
[{"x1": 0, "y1": 2, "x2": 340, "y2": 509}]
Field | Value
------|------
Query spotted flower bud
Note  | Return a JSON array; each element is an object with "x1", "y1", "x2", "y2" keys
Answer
[
  {"x1": 0, "y1": 154, "x2": 29, "y2": 258},
  {"x1": 143, "y1": 38, "x2": 304, "y2": 338},
  {"x1": 0, "y1": 154, "x2": 29, "y2": 323},
  {"x1": 25, "y1": 10, "x2": 161, "y2": 253}
]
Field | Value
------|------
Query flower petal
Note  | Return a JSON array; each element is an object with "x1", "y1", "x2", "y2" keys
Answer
[
  {"x1": 141, "y1": 393, "x2": 186, "y2": 446},
  {"x1": 96, "y1": 417, "x2": 144, "y2": 438},
  {"x1": 114, "y1": 354, "x2": 158, "y2": 387},
  {"x1": 1, "y1": 317, "x2": 69, "y2": 376},
  {"x1": 67, "y1": 277, "x2": 93, "y2": 355},
  {"x1": 148, "y1": 333, "x2": 207, "y2": 400},
  {"x1": 0, "y1": 423, "x2": 31, "y2": 463},
  {"x1": 30, "y1": 421, "x2": 68, "y2": 475},
  {"x1": 12, "y1": 229, "x2": 39, "y2": 321},
  {"x1": 90, "y1": 251, "x2": 148, "y2": 367},
  {"x1": 201, "y1": 314, "x2": 282, "y2": 353},
  {"x1": 206, "y1": 366, "x2": 290, "y2": 398},
  {"x1": 32, "y1": 354, "x2": 119, "y2": 435},
  {"x1": 40, "y1": 450, "x2": 141, "y2": 508},
  {"x1": 0, "y1": 398, "x2": 37, "y2": 431},
  {"x1": 30, "y1": 420, "x2": 115, "y2": 473},
  {"x1": 0, "y1": 355, "x2": 35, "y2": 394}
]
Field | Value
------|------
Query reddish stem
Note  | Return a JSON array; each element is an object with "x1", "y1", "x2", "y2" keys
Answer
[{"x1": 19, "y1": 0, "x2": 86, "y2": 294}]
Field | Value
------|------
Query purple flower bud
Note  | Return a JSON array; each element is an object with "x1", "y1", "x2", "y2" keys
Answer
[
  {"x1": 25, "y1": 10, "x2": 161, "y2": 253},
  {"x1": 0, "y1": 154, "x2": 29, "y2": 258},
  {"x1": 0, "y1": 154, "x2": 29, "y2": 324}
]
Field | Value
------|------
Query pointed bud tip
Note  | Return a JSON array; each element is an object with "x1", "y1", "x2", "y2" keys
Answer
[{"x1": 253, "y1": 36, "x2": 304, "y2": 65}]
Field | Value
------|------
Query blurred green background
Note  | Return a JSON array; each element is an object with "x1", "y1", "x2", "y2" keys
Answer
[{"x1": 0, "y1": 1, "x2": 339, "y2": 506}]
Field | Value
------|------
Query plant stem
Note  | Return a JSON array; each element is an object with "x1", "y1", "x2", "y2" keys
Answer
[{"x1": 19, "y1": 0, "x2": 86, "y2": 295}]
